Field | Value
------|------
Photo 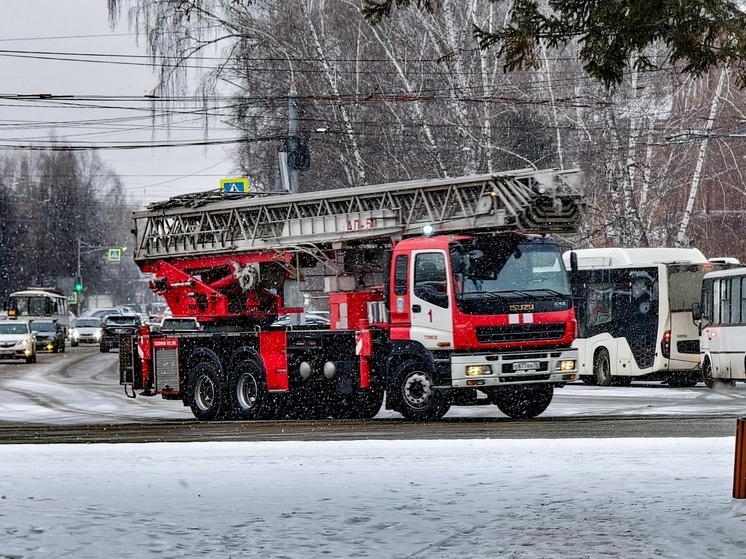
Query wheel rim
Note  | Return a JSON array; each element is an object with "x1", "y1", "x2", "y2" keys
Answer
[
  {"x1": 402, "y1": 372, "x2": 433, "y2": 408},
  {"x1": 236, "y1": 372, "x2": 259, "y2": 410},
  {"x1": 194, "y1": 375, "x2": 216, "y2": 412}
]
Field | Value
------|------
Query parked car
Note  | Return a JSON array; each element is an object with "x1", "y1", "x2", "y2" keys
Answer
[
  {"x1": 0, "y1": 321, "x2": 36, "y2": 363},
  {"x1": 30, "y1": 320, "x2": 66, "y2": 353},
  {"x1": 100, "y1": 314, "x2": 141, "y2": 353},
  {"x1": 69, "y1": 317, "x2": 103, "y2": 347}
]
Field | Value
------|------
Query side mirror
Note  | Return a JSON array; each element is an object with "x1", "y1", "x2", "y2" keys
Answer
[
  {"x1": 691, "y1": 302, "x2": 701, "y2": 321},
  {"x1": 570, "y1": 251, "x2": 578, "y2": 273}
]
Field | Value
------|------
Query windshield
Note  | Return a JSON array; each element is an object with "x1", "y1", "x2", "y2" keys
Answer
[
  {"x1": 9, "y1": 296, "x2": 50, "y2": 316},
  {"x1": 451, "y1": 238, "x2": 570, "y2": 296},
  {"x1": 31, "y1": 322, "x2": 56, "y2": 332},
  {"x1": 668, "y1": 264, "x2": 706, "y2": 312},
  {"x1": 74, "y1": 319, "x2": 102, "y2": 328},
  {"x1": 105, "y1": 316, "x2": 139, "y2": 326},
  {"x1": 0, "y1": 323, "x2": 29, "y2": 335}
]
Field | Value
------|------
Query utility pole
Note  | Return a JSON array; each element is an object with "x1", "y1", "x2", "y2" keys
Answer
[{"x1": 288, "y1": 90, "x2": 299, "y2": 194}]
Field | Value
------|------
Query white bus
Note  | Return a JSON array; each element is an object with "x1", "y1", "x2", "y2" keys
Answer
[
  {"x1": 564, "y1": 248, "x2": 710, "y2": 387},
  {"x1": 6, "y1": 288, "x2": 71, "y2": 336},
  {"x1": 695, "y1": 266, "x2": 746, "y2": 388}
]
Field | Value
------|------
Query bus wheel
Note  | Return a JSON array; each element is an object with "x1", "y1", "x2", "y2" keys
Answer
[
  {"x1": 593, "y1": 349, "x2": 612, "y2": 386},
  {"x1": 491, "y1": 384, "x2": 554, "y2": 419},
  {"x1": 227, "y1": 359, "x2": 270, "y2": 420},
  {"x1": 668, "y1": 372, "x2": 698, "y2": 388},
  {"x1": 186, "y1": 361, "x2": 225, "y2": 421},
  {"x1": 391, "y1": 359, "x2": 450, "y2": 421},
  {"x1": 702, "y1": 358, "x2": 735, "y2": 390}
]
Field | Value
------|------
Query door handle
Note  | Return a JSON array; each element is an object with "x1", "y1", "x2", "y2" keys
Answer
[{"x1": 412, "y1": 305, "x2": 421, "y2": 313}]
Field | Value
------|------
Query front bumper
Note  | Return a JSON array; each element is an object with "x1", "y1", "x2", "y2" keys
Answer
[{"x1": 450, "y1": 348, "x2": 579, "y2": 388}]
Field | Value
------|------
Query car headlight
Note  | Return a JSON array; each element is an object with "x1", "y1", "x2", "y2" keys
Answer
[
  {"x1": 72, "y1": 330, "x2": 80, "y2": 339},
  {"x1": 94, "y1": 330, "x2": 102, "y2": 340}
]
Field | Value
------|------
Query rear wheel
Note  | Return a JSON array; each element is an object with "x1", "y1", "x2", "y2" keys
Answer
[
  {"x1": 390, "y1": 359, "x2": 450, "y2": 421},
  {"x1": 490, "y1": 384, "x2": 553, "y2": 419},
  {"x1": 594, "y1": 348, "x2": 612, "y2": 386},
  {"x1": 702, "y1": 358, "x2": 735, "y2": 390},
  {"x1": 186, "y1": 361, "x2": 225, "y2": 421},
  {"x1": 226, "y1": 359, "x2": 271, "y2": 420}
]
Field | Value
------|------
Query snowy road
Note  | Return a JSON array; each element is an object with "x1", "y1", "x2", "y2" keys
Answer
[{"x1": 0, "y1": 346, "x2": 745, "y2": 441}]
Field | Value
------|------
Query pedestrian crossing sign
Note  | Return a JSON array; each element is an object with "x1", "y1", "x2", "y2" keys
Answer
[
  {"x1": 220, "y1": 178, "x2": 250, "y2": 194},
  {"x1": 108, "y1": 248, "x2": 122, "y2": 262}
]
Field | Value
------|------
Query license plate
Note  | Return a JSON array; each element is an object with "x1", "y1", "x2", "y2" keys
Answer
[
  {"x1": 513, "y1": 361, "x2": 539, "y2": 371},
  {"x1": 114, "y1": 329, "x2": 127, "y2": 334}
]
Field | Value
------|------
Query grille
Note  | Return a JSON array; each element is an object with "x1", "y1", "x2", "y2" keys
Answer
[
  {"x1": 475, "y1": 323, "x2": 566, "y2": 344},
  {"x1": 677, "y1": 340, "x2": 700, "y2": 355}
]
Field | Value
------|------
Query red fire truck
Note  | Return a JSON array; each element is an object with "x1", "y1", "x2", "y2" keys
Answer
[{"x1": 120, "y1": 168, "x2": 585, "y2": 421}]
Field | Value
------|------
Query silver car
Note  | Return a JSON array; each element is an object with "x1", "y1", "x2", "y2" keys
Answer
[
  {"x1": 0, "y1": 321, "x2": 37, "y2": 363},
  {"x1": 70, "y1": 317, "x2": 103, "y2": 347}
]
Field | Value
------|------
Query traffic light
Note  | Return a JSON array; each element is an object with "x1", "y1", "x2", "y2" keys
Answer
[{"x1": 74, "y1": 276, "x2": 83, "y2": 292}]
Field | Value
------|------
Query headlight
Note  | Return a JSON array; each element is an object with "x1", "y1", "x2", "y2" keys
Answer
[
  {"x1": 20, "y1": 338, "x2": 29, "y2": 347},
  {"x1": 466, "y1": 365, "x2": 493, "y2": 376},
  {"x1": 94, "y1": 330, "x2": 102, "y2": 340},
  {"x1": 558, "y1": 360, "x2": 576, "y2": 371},
  {"x1": 72, "y1": 330, "x2": 80, "y2": 339}
]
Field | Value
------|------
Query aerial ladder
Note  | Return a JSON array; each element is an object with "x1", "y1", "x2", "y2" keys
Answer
[{"x1": 133, "y1": 167, "x2": 584, "y2": 325}]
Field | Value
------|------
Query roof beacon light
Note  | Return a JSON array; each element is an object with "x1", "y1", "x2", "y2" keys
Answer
[{"x1": 422, "y1": 224, "x2": 435, "y2": 237}]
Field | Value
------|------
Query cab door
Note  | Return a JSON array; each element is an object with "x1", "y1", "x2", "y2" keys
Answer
[{"x1": 409, "y1": 251, "x2": 454, "y2": 350}]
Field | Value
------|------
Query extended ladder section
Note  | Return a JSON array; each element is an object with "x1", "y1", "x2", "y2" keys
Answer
[{"x1": 133, "y1": 167, "x2": 585, "y2": 264}]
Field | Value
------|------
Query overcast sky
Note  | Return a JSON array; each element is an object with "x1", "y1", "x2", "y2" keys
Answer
[{"x1": 0, "y1": 0, "x2": 237, "y2": 205}]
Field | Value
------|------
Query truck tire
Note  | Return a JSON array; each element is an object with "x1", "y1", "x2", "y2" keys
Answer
[
  {"x1": 186, "y1": 361, "x2": 225, "y2": 421},
  {"x1": 226, "y1": 359, "x2": 270, "y2": 420},
  {"x1": 594, "y1": 348, "x2": 612, "y2": 386},
  {"x1": 390, "y1": 359, "x2": 450, "y2": 421},
  {"x1": 491, "y1": 384, "x2": 553, "y2": 419}
]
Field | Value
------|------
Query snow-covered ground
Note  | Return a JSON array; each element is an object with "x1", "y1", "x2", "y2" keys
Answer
[
  {"x1": 2, "y1": 352, "x2": 746, "y2": 557},
  {"x1": 1, "y1": 438, "x2": 745, "y2": 558}
]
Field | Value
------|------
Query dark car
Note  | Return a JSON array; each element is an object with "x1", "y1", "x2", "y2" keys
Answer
[
  {"x1": 100, "y1": 314, "x2": 141, "y2": 353},
  {"x1": 30, "y1": 320, "x2": 66, "y2": 353}
]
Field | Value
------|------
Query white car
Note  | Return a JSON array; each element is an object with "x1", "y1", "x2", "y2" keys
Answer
[
  {"x1": 70, "y1": 317, "x2": 103, "y2": 347},
  {"x1": 0, "y1": 321, "x2": 37, "y2": 363}
]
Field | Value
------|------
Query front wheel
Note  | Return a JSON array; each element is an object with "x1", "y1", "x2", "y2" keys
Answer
[
  {"x1": 491, "y1": 384, "x2": 554, "y2": 419},
  {"x1": 390, "y1": 359, "x2": 450, "y2": 421},
  {"x1": 226, "y1": 359, "x2": 270, "y2": 420},
  {"x1": 186, "y1": 361, "x2": 225, "y2": 421},
  {"x1": 594, "y1": 348, "x2": 612, "y2": 386},
  {"x1": 71, "y1": 340, "x2": 79, "y2": 347}
]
